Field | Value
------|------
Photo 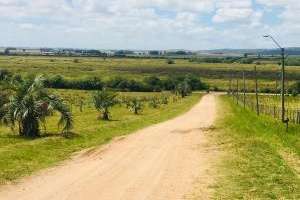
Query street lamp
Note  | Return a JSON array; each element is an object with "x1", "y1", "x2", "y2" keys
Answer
[{"x1": 263, "y1": 35, "x2": 286, "y2": 123}]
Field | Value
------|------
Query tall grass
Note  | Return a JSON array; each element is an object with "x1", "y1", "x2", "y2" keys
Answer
[{"x1": 213, "y1": 96, "x2": 300, "y2": 199}]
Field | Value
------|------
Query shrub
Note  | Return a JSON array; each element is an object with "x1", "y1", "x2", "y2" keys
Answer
[
  {"x1": 166, "y1": 59, "x2": 175, "y2": 64},
  {"x1": 0, "y1": 69, "x2": 12, "y2": 81},
  {"x1": 291, "y1": 81, "x2": 300, "y2": 95}
]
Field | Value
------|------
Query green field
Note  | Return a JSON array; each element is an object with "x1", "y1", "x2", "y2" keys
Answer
[
  {"x1": 213, "y1": 96, "x2": 300, "y2": 199},
  {"x1": 0, "y1": 89, "x2": 202, "y2": 184},
  {"x1": 1, "y1": 55, "x2": 300, "y2": 91}
]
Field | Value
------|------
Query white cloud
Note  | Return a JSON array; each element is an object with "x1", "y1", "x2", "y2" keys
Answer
[
  {"x1": 0, "y1": 0, "x2": 299, "y2": 49},
  {"x1": 212, "y1": 0, "x2": 260, "y2": 24}
]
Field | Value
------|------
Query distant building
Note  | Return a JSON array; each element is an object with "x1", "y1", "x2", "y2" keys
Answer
[
  {"x1": 24, "y1": 48, "x2": 42, "y2": 55},
  {"x1": 4, "y1": 48, "x2": 42, "y2": 55},
  {"x1": 0, "y1": 47, "x2": 6, "y2": 54},
  {"x1": 41, "y1": 48, "x2": 56, "y2": 56}
]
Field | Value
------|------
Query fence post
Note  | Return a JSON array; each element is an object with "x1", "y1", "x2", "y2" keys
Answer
[
  {"x1": 254, "y1": 65, "x2": 259, "y2": 116},
  {"x1": 79, "y1": 99, "x2": 83, "y2": 112},
  {"x1": 243, "y1": 71, "x2": 246, "y2": 109},
  {"x1": 228, "y1": 74, "x2": 232, "y2": 95},
  {"x1": 236, "y1": 79, "x2": 239, "y2": 105}
]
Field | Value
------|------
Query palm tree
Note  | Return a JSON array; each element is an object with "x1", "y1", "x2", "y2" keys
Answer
[
  {"x1": 93, "y1": 89, "x2": 118, "y2": 120},
  {"x1": 176, "y1": 81, "x2": 191, "y2": 98},
  {"x1": 0, "y1": 75, "x2": 73, "y2": 138},
  {"x1": 128, "y1": 98, "x2": 143, "y2": 114}
]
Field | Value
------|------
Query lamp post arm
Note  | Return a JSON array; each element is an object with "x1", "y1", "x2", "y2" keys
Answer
[{"x1": 268, "y1": 35, "x2": 282, "y2": 49}]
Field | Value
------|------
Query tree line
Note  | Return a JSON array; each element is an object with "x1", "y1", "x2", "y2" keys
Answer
[{"x1": 0, "y1": 69, "x2": 208, "y2": 92}]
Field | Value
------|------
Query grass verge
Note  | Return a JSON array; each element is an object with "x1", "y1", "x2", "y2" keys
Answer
[
  {"x1": 213, "y1": 95, "x2": 300, "y2": 199},
  {"x1": 0, "y1": 93, "x2": 202, "y2": 184}
]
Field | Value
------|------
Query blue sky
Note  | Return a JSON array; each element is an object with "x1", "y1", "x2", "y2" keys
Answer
[{"x1": 0, "y1": 0, "x2": 299, "y2": 50}]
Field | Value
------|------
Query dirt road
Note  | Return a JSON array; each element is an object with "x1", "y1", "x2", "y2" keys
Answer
[{"x1": 0, "y1": 94, "x2": 218, "y2": 200}]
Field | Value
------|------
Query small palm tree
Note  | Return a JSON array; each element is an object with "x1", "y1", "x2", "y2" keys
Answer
[
  {"x1": 176, "y1": 81, "x2": 191, "y2": 98},
  {"x1": 93, "y1": 90, "x2": 118, "y2": 120},
  {"x1": 128, "y1": 98, "x2": 143, "y2": 114},
  {"x1": 160, "y1": 96, "x2": 169, "y2": 105},
  {"x1": 148, "y1": 97, "x2": 160, "y2": 108},
  {"x1": 0, "y1": 75, "x2": 73, "y2": 138}
]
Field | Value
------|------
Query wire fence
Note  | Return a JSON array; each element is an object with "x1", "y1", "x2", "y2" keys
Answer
[
  {"x1": 228, "y1": 67, "x2": 300, "y2": 125},
  {"x1": 229, "y1": 92, "x2": 300, "y2": 124}
]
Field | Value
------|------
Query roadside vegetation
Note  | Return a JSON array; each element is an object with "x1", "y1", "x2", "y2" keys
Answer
[
  {"x1": 213, "y1": 96, "x2": 300, "y2": 199},
  {"x1": 0, "y1": 73, "x2": 202, "y2": 184}
]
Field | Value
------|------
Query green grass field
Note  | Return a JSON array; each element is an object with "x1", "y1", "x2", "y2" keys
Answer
[
  {"x1": 0, "y1": 90, "x2": 202, "y2": 184},
  {"x1": 213, "y1": 96, "x2": 300, "y2": 199},
  {"x1": 1, "y1": 55, "x2": 300, "y2": 91}
]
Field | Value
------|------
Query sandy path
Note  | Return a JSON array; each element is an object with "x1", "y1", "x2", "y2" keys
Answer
[{"x1": 0, "y1": 94, "x2": 218, "y2": 200}]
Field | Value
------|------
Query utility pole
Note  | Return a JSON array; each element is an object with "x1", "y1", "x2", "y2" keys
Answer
[
  {"x1": 264, "y1": 35, "x2": 286, "y2": 122},
  {"x1": 281, "y1": 47, "x2": 286, "y2": 122}
]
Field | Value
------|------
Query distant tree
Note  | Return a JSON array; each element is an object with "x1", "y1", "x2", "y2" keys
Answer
[
  {"x1": 4, "y1": 48, "x2": 9, "y2": 55},
  {"x1": 149, "y1": 51, "x2": 160, "y2": 56},
  {"x1": 93, "y1": 89, "x2": 118, "y2": 120},
  {"x1": 0, "y1": 75, "x2": 73, "y2": 137},
  {"x1": 176, "y1": 81, "x2": 191, "y2": 98},
  {"x1": 144, "y1": 76, "x2": 162, "y2": 92}
]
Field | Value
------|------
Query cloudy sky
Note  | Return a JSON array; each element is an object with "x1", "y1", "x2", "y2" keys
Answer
[{"x1": 0, "y1": 0, "x2": 299, "y2": 50}]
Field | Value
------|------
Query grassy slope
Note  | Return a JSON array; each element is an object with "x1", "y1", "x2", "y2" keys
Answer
[
  {"x1": 212, "y1": 96, "x2": 300, "y2": 199},
  {"x1": 0, "y1": 93, "x2": 202, "y2": 184}
]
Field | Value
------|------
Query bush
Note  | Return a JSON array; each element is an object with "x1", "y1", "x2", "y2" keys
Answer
[
  {"x1": 166, "y1": 59, "x2": 175, "y2": 64},
  {"x1": 45, "y1": 75, "x2": 103, "y2": 90},
  {"x1": 291, "y1": 89, "x2": 298, "y2": 97},
  {"x1": 0, "y1": 69, "x2": 12, "y2": 81},
  {"x1": 143, "y1": 76, "x2": 162, "y2": 92},
  {"x1": 291, "y1": 81, "x2": 300, "y2": 94}
]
